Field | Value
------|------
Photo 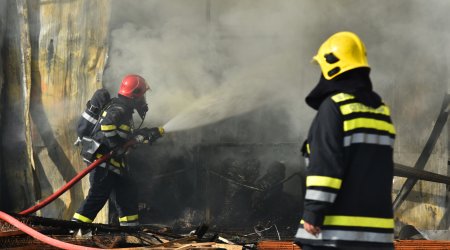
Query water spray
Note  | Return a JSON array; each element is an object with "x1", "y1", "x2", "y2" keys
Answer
[
  {"x1": 160, "y1": 53, "x2": 299, "y2": 133},
  {"x1": 161, "y1": 79, "x2": 272, "y2": 133}
]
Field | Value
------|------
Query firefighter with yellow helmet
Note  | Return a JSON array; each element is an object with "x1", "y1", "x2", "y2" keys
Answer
[{"x1": 295, "y1": 32, "x2": 395, "y2": 250}]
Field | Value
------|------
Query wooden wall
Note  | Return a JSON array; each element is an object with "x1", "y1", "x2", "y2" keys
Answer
[{"x1": 0, "y1": 0, "x2": 110, "y2": 223}]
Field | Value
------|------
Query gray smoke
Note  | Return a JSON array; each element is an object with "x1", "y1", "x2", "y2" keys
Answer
[
  {"x1": 105, "y1": 0, "x2": 313, "y2": 141},
  {"x1": 105, "y1": 0, "x2": 450, "y2": 145},
  {"x1": 103, "y1": 0, "x2": 450, "y2": 231}
]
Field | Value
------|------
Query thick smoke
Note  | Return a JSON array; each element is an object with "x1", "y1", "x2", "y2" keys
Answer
[
  {"x1": 104, "y1": 0, "x2": 450, "y2": 230},
  {"x1": 105, "y1": 0, "x2": 450, "y2": 145},
  {"x1": 105, "y1": 0, "x2": 314, "y2": 141}
]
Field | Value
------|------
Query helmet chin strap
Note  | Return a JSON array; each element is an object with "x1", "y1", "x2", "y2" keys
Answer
[{"x1": 136, "y1": 112, "x2": 146, "y2": 129}]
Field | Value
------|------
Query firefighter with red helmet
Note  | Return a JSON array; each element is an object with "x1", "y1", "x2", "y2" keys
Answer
[{"x1": 72, "y1": 74, "x2": 162, "y2": 226}]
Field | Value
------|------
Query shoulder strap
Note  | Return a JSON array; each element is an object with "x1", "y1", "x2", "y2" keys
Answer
[{"x1": 89, "y1": 100, "x2": 113, "y2": 137}]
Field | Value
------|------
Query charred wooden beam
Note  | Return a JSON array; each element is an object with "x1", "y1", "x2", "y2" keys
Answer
[
  {"x1": 393, "y1": 94, "x2": 450, "y2": 210},
  {"x1": 394, "y1": 163, "x2": 450, "y2": 185}
]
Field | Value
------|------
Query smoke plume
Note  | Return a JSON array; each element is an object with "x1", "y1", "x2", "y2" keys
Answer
[
  {"x1": 103, "y1": 0, "x2": 450, "y2": 231},
  {"x1": 105, "y1": 0, "x2": 450, "y2": 145}
]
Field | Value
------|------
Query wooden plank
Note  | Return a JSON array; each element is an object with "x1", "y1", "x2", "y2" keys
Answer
[
  {"x1": 0, "y1": 230, "x2": 28, "y2": 237},
  {"x1": 211, "y1": 243, "x2": 243, "y2": 250},
  {"x1": 175, "y1": 242, "x2": 214, "y2": 249},
  {"x1": 0, "y1": 227, "x2": 45, "y2": 237},
  {"x1": 149, "y1": 235, "x2": 197, "y2": 248}
]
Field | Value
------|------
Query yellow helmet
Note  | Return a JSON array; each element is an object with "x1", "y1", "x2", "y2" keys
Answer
[{"x1": 313, "y1": 31, "x2": 369, "y2": 80}]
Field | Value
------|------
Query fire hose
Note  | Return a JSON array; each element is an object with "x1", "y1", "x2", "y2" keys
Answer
[
  {"x1": 19, "y1": 152, "x2": 114, "y2": 215},
  {"x1": 0, "y1": 126, "x2": 164, "y2": 249},
  {"x1": 18, "y1": 126, "x2": 168, "y2": 215},
  {"x1": 0, "y1": 151, "x2": 125, "y2": 249},
  {"x1": 0, "y1": 211, "x2": 110, "y2": 250},
  {"x1": 18, "y1": 127, "x2": 165, "y2": 215},
  {"x1": 0, "y1": 140, "x2": 142, "y2": 249}
]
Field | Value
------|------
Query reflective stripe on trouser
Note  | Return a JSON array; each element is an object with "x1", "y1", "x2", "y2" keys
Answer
[
  {"x1": 120, "y1": 221, "x2": 139, "y2": 226},
  {"x1": 119, "y1": 214, "x2": 139, "y2": 226},
  {"x1": 74, "y1": 167, "x2": 138, "y2": 225},
  {"x1": 72, "y1": 213, "x2": 93, "y2": 223}
]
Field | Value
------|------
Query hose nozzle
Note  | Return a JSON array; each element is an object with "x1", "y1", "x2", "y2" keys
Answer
[{"x1": 158, "y1": 127, "x2": 165, "y2": 136}]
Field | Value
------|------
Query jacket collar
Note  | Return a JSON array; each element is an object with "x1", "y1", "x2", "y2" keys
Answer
[
  {"x1": 305, "y1": 68, "x2": 382, "y2": 110},
  {"x1": 114, "y1": 95, "x2": 135, "y2": 112}
]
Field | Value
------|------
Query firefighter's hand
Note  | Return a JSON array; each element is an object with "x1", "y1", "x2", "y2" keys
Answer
[
  {"x1": 134, "y1": 134, "x2": 145, "y2": 144},
  {"x1": 133, "y1": 128, "x2": 151, "y2": 144},
  {"x1": 304, "y1": 221, "x2": 321, "y2": 236},
  {"x1": 133, "y1": 127, "x2": 163, "y2": 144},
  {"x1": 147, "y1": 127, "x2": 163, "y2": 143}
]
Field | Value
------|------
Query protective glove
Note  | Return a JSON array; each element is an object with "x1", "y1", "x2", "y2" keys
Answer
[
  {"x1": 134, "y1": 127, "x2": 164, "y2": 144},
  {"x1": 133, "y1": 128, "x2": 150, "y2": 144}
]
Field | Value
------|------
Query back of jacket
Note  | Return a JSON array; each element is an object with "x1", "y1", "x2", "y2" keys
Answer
[
  {"x1": 91, "y1": 97, "x2": 134, "y2": 172},
  {"x1": 295, "y1": 92, "x2": 395, "y2": 249}
]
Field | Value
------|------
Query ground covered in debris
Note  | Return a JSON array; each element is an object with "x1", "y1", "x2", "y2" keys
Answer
[
  {"x1": 0, "y1": 214, "x2": 295, "y2": 249},
  {"x1": 3, "y1": 214, "x2": 450, "y2": 249}
]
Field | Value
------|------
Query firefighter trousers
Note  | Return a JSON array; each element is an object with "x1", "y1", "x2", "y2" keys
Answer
[{"x1": 73, "y1": 166, "x2": 138, "y2": 225}]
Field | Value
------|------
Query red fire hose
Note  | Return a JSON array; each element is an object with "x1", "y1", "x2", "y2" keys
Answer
[
  {"x1": 0, "y1": 140, "x2": 143, "y2": 249},
  {"x1": 19, "y1": 153, "x2": 112, "y2": 215},
  {"x1": 20, "y1": 140, "x2": 136, "y2": 215},
  {"x1": 0, "y1": 211, "x2": 109, "y2": 250}
]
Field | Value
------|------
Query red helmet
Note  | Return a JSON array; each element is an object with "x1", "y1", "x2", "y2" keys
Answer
[{"x1": 118, "y1": 74, "x2": 150, "y2": 99}]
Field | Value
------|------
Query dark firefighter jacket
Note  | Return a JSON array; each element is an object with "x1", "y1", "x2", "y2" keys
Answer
[
  {"x1": 295, "y1": 68, "x2": 395, "y2": 249},
  {"x1": 91, "y1": 96, "x2": 134, "y2": 175},
  {"x1": 76, "y1": 88, "x2": 110, "y2": 139}
]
